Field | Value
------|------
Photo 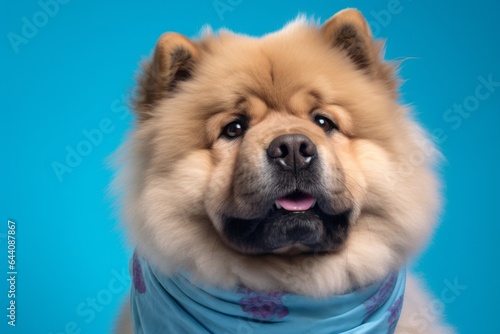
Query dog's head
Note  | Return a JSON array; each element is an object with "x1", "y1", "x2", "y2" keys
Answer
[{"x1": 116, "y1": 9, "x2": 440, "y2": 295}]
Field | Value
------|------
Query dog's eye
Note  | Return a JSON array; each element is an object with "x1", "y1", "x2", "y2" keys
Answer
[
  {"x1": 313, "y1": 115, "x2": 337, "y2": 133},
  {"x1": 222, "y1": 119, "x2": 248, "y2": 139}
]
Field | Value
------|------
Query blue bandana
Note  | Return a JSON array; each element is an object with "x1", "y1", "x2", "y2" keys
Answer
[{"x1": 130, "y1": 252, "x2": 406, "y2": 334}]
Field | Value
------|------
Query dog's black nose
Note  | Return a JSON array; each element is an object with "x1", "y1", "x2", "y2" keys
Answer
[{"x1": 267, "y1": 134, "x2": 317, "y2": 173}]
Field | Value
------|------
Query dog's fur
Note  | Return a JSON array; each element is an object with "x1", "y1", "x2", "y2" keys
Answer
[{"x1": 114, "y1": 9, "x2": 453, "y2": 333}]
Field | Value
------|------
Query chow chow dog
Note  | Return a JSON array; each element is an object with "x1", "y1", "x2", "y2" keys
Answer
[{"x1": 114, "y1": 8, "x2": 453, "y2": 333}]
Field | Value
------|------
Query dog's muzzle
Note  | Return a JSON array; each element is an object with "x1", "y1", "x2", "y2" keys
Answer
[{"x1": 221, "y1": 133, "x2": 351, "y2": 255}]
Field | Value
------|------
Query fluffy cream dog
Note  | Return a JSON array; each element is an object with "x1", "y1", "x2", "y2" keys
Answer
[{"x1": 114, "y1": 8, "x2": 453, "y2": 333}]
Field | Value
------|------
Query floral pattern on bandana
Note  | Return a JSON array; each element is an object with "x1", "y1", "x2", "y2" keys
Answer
[
  {"x1": 388, "y1": 295, "x2": 404, "y2": 333},
  {"x1": 133, "y1": 252, "x2": 147, "y2": 294},
  {"x1": 237, "y1": 287, "x2": 289, "y2": 319},
  {"x1": 363, "y1": 272, "x2": 398, "y2": 322}
]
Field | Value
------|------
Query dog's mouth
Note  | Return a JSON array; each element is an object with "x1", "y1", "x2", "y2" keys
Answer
[
  {"x1": 222, "y1": 191, "x2": 351, "y2": 255},
  {"x1": 274, "y1": 191, "x2": 316, "y2": 211}
]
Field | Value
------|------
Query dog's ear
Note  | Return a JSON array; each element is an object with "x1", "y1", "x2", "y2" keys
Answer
[
  {"x1": 321, "y1": 9, "x2": 398, "y2": 93},
  {"x1": 135, "y1": 33, "x2": 200, "y2": 120}
]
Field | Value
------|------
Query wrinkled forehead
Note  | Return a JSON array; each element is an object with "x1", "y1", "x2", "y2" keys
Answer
[
  {"x1": 188, "y1": 37, "x2": 390, "y2": 126},
  {"x1": 192, "y1": 28, "x2": 348, "y2": 111}
]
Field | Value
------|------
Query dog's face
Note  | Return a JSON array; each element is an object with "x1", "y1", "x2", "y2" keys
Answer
[{"x1": 118, "y1": 9, "x2": 440, "y2": 295}]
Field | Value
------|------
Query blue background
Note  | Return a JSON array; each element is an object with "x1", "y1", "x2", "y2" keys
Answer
[{"x1": 2, "y1": 0, "x2": 499, "y2": 333}]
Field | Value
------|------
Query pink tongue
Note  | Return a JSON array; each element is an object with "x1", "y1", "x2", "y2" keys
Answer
[{"x1": 277, "y1": 194, "x2": 315, "y2": 211}]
